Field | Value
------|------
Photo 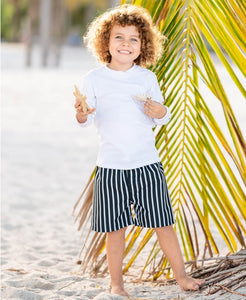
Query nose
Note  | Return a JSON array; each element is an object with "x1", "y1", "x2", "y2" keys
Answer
[{"x1": 121, "y1": 39, "x2": 130, "y2": 46}]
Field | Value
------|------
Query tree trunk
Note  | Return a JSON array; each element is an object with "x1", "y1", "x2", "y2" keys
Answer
[
  {"x1": 52, "y1": 0, "x2": 66, "y2": 67},
  {"x1": 12, "y1": 0, "x2": 21, "y2": 42},
  {"x1": 26, "y1": 0, "x2": 40, "y2": 67},
  {"x1": 39, "y1": 0, "x2": 52, "y2": 66}
]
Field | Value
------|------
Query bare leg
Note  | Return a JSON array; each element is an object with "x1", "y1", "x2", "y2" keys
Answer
[
  {"x1": 155, "y1": 226, "x2": 205, "y2": 290},
  {"x1": 106, "y1": 227, "x2": 129, "y2": 296}
]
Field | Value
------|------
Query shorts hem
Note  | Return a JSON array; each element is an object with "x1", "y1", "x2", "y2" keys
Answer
[
  {"x1": 91, "y1": 221, "x2": 134, "y2": 233},
  {"x1": 91, "y1": 220, "x2": 175, "y2": 233},
  {"x1": 134, "y1": 221, "x2": 175, "y2": 228}
]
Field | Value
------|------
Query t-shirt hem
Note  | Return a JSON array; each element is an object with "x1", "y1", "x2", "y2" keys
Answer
[{"x1": 96, "y1": 158, "x2": 161, "y2": 170}]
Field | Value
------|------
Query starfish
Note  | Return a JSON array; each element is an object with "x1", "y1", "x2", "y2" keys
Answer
[
  {"x1": 133, "y1": 94, "x2": 153, "y2": 102},
  {"x1": 73, "y1": 85, "x2": 91, "y2": 113}
]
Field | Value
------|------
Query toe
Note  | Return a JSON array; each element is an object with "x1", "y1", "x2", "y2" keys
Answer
[{"x1": 196, "y1": 279, "x2": 205, "y2": 285}]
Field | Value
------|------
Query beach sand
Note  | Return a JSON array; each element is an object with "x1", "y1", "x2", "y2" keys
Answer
[{"x1": 1, "y1": 43, "x2": 245, "y2": 299}]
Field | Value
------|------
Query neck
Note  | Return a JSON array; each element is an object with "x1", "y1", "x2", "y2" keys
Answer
[{"x1": 107, "y1": 62, "x2": 134, "y2": 71}]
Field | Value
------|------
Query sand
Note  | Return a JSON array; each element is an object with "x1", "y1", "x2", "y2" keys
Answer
[{"x1": 1, "y1": 43, "x2": 246, "y2": 300}]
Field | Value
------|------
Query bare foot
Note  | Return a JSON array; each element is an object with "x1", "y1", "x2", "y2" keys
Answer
[
  {"x1": 110, "y1": 285, "x2": 129, "y2": 297},
  {"x1": 176, "y1": 275, "x2": 205, "y2": 291}
]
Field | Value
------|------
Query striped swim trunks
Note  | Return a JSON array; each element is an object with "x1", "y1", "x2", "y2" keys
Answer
[{"x1": 91, "y1": 162, "x2": 175, "y2": 232}]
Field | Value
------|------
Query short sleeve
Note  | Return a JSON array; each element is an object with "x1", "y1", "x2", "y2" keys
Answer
[
  {"x1": 148, "y1": 73, "x2": 171, "y2": 126},
  {"x1": 76, "y1": 74, "x2": 97, "y2": 127}
]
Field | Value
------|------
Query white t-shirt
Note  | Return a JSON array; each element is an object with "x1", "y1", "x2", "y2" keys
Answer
[{"x1": 78, "y1": 64, "x2": 171, "y2": 169}]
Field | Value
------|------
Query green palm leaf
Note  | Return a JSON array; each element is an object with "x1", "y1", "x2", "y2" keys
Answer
[{"x1": 73, "y1": 0, "x2": 246, "y2": 279}]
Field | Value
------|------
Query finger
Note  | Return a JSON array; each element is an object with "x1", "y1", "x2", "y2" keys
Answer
[
  {"x1": 144, "y1": 103, "x2": 154, "y2": 112},
  {"x1": 144, "y1": 100, "x2": 153, "y2": 108},
  {"x1": 74, "y1": 98, "x2": 81, "y2": 106},
  {"x1": 76, "y1": 108, "x2": 83, "y2": 113},
  {"x1": 143, "y1": 102, "x2": 151, "y2": 110},
  {"x1": 75, "y1": 103, "x2": 82, "y2": 110},
  {"x1": 143, "y1": 110, "x2": 152, "y2": 117},
  {"x1": 75, "y1": 105, "x2": 84, "y2": 112},
  {"x1": 86, "y1": 108, "x2": 95, "y2": 115},
  {"x1": 77, "y1": 109, "x2": 87, "y2": 116},
  {"x1": 89, "y1": 107, "x2": 96, "y2": 113}
]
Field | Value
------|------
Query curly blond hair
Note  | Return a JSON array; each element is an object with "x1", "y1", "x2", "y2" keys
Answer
[{"x1": 84, "y1": 4, "x2": 164, "y2": 67}]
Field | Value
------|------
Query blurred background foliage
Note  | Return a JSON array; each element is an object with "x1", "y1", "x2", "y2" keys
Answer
[
  {"x1": 1, "y1": 0, "x2": 118, "y2": 43},
  {"x1": 1, "y1": 0, "x2": 119, "y2": 66},
  {"x1": 1, "y1": 0, "x2": 29, "y2": 42}
]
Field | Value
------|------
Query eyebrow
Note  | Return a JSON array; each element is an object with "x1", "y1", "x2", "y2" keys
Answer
[{"x1": 113, "y1": 33, "x2": 140, "y2": 37}]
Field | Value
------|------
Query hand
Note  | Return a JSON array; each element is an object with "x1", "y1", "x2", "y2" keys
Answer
[
  {"x1": 74, "y1": 98, "x2": 95, "y2": 123},
  {"x1": 143, "y1": 98, "x2": 167, "y2": 119}
]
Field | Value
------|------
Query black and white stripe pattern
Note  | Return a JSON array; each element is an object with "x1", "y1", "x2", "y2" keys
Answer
[{"x1": 92, "y1": 162, "x2": 174, "y2": 232}]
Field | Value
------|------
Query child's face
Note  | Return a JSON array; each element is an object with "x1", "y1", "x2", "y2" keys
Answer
[{"x1": 108, "y1": 25, "x2": 141, "y2": 70}]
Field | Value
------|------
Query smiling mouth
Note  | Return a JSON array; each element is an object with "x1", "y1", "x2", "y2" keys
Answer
[{"x1": 118, "y1": 50, "x2": 132, "y2": 54}]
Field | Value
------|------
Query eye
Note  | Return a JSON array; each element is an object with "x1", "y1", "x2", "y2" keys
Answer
[
  {"x1": 115, "y1": 36, "x2": 123, "y2": 39},
  {"x1": 130, "y1": 38, "x2": 138, "y2": 42}
]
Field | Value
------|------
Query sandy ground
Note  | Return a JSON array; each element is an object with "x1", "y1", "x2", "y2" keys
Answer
[{"x1": 1, "y1": 43, "x2": 246, "y2": 300}]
